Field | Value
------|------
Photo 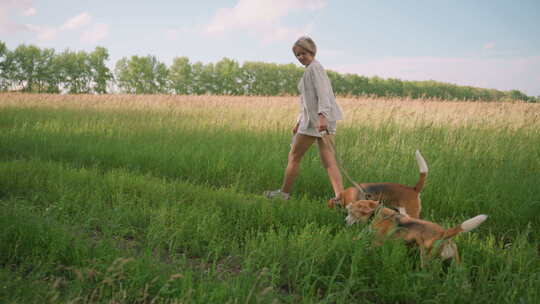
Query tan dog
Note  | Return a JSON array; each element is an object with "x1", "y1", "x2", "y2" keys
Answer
[
  {"x1": 328, "y1": 150, "x2": 428, "y2": 219},
  {"x1": 345, "y1": 200, "x2": 487, "y2": 266}
]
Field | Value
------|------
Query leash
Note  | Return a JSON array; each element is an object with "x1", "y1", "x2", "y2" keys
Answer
[{"x1": 319, "y1": 130, "x2": 367, "y2": 200}]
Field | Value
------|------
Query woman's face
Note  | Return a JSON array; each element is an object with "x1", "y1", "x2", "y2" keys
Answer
[{"x1": 293, "y1": 46, "x2": 314, "y2": 66}]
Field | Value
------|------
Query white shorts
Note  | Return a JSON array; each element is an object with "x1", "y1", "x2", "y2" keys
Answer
[{"x1": 297, "y1": 118, "x2": 337, "y2": 138}]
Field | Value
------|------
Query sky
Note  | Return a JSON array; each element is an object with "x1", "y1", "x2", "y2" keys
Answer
[{"x1": 1, "y1": 0, "x2": 539, "y2": 96}]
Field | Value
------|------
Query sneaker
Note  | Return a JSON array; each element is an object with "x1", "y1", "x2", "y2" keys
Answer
[{"x1": 263, "y1": 189, "x2": 290, "y2": 200}]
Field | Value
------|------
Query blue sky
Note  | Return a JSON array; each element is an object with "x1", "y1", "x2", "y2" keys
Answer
[{"x1": 1, "y1": 0, "x2": 539, "y2": 96}]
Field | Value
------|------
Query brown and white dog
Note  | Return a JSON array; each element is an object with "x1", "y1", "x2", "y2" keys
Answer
[
  {"x1": 328, "y1": 150, "x2": 429, "y2": 219},
  {"x1": 345, "y1": 200, "x2": 487, "y2": 266}
]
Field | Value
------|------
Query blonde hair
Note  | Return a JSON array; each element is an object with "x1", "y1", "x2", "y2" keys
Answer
[{"x1": 292, "y1": 36, "x2": 317, "y2": 56}]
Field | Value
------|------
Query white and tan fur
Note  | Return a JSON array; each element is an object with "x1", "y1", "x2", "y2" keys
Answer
[{"x1": 346, "y1": 200, "x2": 487, "y2": 266}]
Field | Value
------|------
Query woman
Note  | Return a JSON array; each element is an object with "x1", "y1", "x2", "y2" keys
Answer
[{"x1": 264, "y1": 36, "x2": 344, "y2": 201}]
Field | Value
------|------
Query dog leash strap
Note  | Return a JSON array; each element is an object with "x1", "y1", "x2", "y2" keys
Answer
[{"x1": 320, "y1": 132, "x2": 366, "y2": 197}]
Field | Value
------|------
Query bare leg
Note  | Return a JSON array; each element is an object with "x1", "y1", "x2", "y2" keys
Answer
[
  {"x1": 317, "y1": 134, "x2": 344, "y2": 198},
  {"x1": 281, "y1": 134, "x2": 316, "y2": 194}
]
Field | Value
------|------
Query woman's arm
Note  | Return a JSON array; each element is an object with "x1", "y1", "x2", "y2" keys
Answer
[
  {"x1": 293, "y1": 113, "x2": 302, "y2": 134},
  {"x1": 317, "y1": 113, "x2": 328, "y2": 132}
]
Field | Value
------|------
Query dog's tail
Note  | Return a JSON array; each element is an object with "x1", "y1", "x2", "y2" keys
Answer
[
  {"x1": 414, "y1": 150, "x2": 428, "y2": 192},
  {"x1": 443, "y1": 214, "x2": 488, "y2": 240}
]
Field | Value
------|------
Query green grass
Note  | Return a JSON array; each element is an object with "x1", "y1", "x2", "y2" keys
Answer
[{"x1": 1, "y1": 100, "x2": 539, "y2": 303}]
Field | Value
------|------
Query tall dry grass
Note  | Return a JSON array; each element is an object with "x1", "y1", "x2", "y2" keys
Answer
[{"x1": 1, "y1": 93, "x2": 538, "y2": 131}]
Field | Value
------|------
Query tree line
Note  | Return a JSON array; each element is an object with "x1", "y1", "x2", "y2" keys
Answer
[{"x1": 1, "y1": 41, "x2": 537, "y2": 102}]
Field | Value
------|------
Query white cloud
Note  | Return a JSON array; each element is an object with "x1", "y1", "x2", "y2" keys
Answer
[
  {"x1": 11, "y1": 11, "x2": 95, "y2": 42},
  {"x1": 329, "y1": 56, "x2": 540, "y2": 96},
  {"x1": 25, "y1": 24, "x2": 58, "y2": 41},
  {"x1": 81, "y1": 23, "x2": 109, "y2": 44},
  {"x1": 0, "y1": 0, "x2": 35, "y2": 33},
  {"x1": 204, "y1": 0, "x2": 326, "y2": 43},
  {"x1": 0, "y1": 5, "x2": 108, "y2": 44},
  {"x1": 261, "y1": 23, "x2": 313, "y2": 44},
  {"x1": 61, "y1": 12, "x2": 92, "y2": 30}
]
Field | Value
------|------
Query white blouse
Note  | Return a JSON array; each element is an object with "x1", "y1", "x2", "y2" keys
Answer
[{"x1": 297, "y1": 60, "x2": 343, "y2": 129}]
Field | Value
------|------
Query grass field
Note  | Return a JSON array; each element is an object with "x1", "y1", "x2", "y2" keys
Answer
[{"x1": 1, "y1": 93, "x2": 539, "y2": 303}]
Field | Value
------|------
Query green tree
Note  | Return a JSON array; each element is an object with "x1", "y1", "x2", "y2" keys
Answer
[
  {"x1": 241, "y1": 62, "x2": 282, "y2": 95},
  {"x1": 506, "y1": 90, "x2": 527, "y2": 101},
  {"x1": 10, "y1": 44, "x2": 55, "y2": 92},
  {"x1": 201, "y1": 63, "x2": 216, "y2": 94},
  {"x1": 169, "y1": 56, "x2": 192, "y2": 94},
  {"x1": 56, "y1": 50, "x2": 92, "y2": 94},
  {"x1": 279, "y1": 63, "x2": 303, "y2": 95},
  {"x1": 190, "y1": 62, "x2": 216, "y2": 95},
  {"x1": 214, "y1": 58, "x2": 241, "y2": 95},
  {"x1": 10, "y1": 44, "x2": 36, "y2": 91},
  {"x1": 89, "y1": 47, "x2": 113, "y2": 94},
  {"x1": 189, "y1": 62, "x2": 205, "y2": 95},
  {"x1": 0, "y1": 41, "x2": 13, "y2": 91},
  {"x1": 115, "y1": 55, "x2": 169, "y2": 94},
  {"x1": 348, "y1": 74, "x2": 369, "y2": 96},
  {"x1": 326, "y1": 70, "x2": 346, "y2": 96},
  {"x1": 386, "y1": 78, "x2": 404, "y2": 97},
  {"x1": 36, "y1": 47, "x2": 60, "y2": 93},
  {"x1": 1, "y1": 41, "x2": 537, "y2": 101}
]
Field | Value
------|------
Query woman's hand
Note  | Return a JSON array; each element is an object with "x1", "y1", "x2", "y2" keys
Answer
[
  {"x1": 318, "y1": 114, "x2": 328, "y2": 132},
  {"x1": 292, "y1": 123, "x2": 299, "y2": 134}
]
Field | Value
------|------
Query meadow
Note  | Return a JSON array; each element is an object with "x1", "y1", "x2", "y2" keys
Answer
[{"x1": 0, "y1": 93, "x2": 539, "y2": 303}]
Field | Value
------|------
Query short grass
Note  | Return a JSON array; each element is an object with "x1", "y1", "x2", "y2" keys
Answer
[{"x1": 0, "y1": 93, "x2": 539, "y2": 303}]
